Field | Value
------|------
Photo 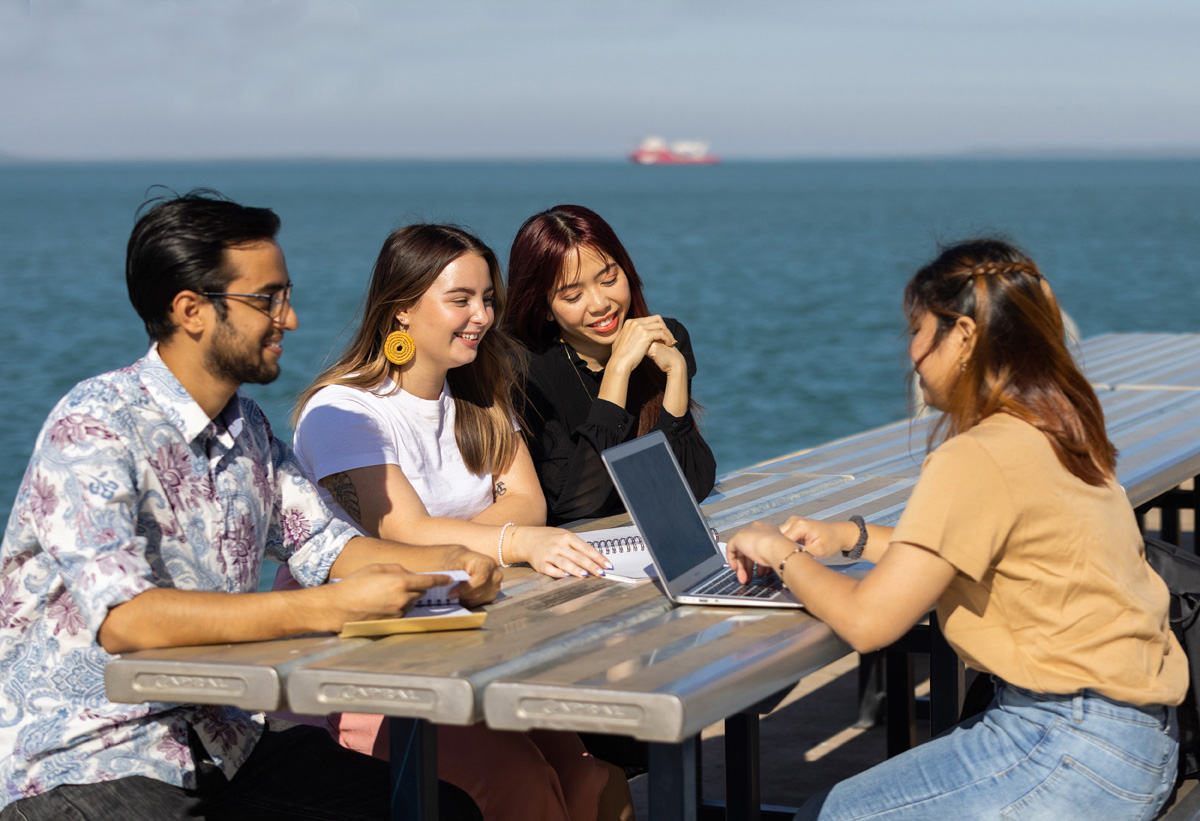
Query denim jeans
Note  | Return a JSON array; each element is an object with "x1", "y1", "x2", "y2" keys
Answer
[{"x1": 796, "y1": 681, "x2": 1178, "y2": 821}]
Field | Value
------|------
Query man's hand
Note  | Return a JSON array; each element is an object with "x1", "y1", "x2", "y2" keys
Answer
[
  {"x1": 328, "y1": 537, "x2": 500, "y2": 609},
  {"x1": 99, "y1": 563, "x2": 451, "y2": 654},
  {"x1": 442, "y1": 546, "x2": 502, "y2": 606},
  {"x1": 322, "y1": 563, "x2": 450, "y2": 626}
]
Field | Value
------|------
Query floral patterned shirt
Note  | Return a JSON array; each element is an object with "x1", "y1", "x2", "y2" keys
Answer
[{"x1": 0, "y1": 346, "x2": 357, "y2": 809}]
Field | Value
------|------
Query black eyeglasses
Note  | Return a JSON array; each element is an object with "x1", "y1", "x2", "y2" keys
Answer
[{"x1": 199, "y1": 282, "x2": 293, "y2": 321}]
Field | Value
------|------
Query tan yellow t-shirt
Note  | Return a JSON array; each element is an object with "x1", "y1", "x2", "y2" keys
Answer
[{"x1": 892, "y1": 412, "x2": 1187, "y2": 706}]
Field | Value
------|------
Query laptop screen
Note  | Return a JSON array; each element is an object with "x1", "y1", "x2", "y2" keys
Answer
[{"x1": 603, "y1": 433, "x2": 720, "y2": 583}]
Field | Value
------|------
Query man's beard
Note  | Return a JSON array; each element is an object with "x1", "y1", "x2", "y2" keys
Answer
[{"x1": 206, "y1": 317, "x2": 280, "y2": 386}]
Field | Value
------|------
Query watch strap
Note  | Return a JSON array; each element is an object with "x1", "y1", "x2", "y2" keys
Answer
[{"x1": 842, "y1": 515, "x2": 867, "y2": 560}]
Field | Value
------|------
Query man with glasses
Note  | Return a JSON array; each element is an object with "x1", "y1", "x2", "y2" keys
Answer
[
  {"x1": 0, "y1": 190, "x2": 497, "y2": 820},
  {"x1": 196, "y1": 281, "x2": 294, "y2": 384}
]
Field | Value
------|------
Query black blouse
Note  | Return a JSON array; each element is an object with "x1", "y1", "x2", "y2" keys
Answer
[{"x1": 516, "y1": 317, "x2": 717, "y2": 525}]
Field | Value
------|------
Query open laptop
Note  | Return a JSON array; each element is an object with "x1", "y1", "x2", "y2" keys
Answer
[{"x1": 601, "y1": 431, "x2": 806, "y2": 608}]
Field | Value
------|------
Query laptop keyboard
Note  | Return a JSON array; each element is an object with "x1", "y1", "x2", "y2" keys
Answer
[{"x1": 692, "y1": 569, "x2": 784, "y2": 599}]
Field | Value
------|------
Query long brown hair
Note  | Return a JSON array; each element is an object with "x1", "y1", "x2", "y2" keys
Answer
[
  {"x1": 504, "y1": 204, "x2": 698, "y2": 435},
  {"x1": 905, "y1": 238, "x2": 1116, "y2": 486},
  {"x1": 295, "y1": 224, "x2": 523, "y2": 476}
]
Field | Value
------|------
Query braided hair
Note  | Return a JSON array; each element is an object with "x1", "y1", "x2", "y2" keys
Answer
[{"x1": 904, "y1": 239, "x2": 1116, "y2": 486}]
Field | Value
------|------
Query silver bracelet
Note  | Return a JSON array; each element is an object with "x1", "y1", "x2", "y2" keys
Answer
[{"x1": 497, "y1": 522, "x2": 515, "y2": 567}]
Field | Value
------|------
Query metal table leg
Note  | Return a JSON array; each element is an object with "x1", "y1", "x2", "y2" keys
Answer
[
  {"x1": 649, "y1": 737, "x2": 699, "y2": 821},
  {"x1": 725, "y1": 712, "x2": 762, "y2": 821},
  {"x1": 885, "y1": 648, "x2": 916, "y2": 757},
  {"x1": 389, "y1": 717, "x2": 437, "y2": 821},
  {"x1": 928, "y1": 613, "x2": 964, "y2": 737},
  {"x1": 700, "y1": 706, "x2": 801, "y2": 821},
  {"x1": 856, "y1": 651, "x2": 885, "y2": 728}
]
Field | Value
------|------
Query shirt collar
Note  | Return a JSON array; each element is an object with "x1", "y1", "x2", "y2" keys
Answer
[
  {"x1": 138, "y1": 344, "x2": 245, "y2": 447},
  {"x1": 376, "y1": 375, "x2": 451, "y2": 401},
  {"x1": 560, "y1": 341, "x2": 604, "y2": 377}
]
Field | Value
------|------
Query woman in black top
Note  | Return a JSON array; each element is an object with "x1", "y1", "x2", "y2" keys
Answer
[{"x1": 504, "y1": 204, "x2": 716, "y2": 525}]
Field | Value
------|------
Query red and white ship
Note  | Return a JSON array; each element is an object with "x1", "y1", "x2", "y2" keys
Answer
[{"x1": 629, "y1": 136, "x2": 720, "y2": 165}]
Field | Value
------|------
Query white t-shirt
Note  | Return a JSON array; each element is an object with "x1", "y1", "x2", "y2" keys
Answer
[{"x1": 293, "y1": 379, "x2": 493, "y2": 522}]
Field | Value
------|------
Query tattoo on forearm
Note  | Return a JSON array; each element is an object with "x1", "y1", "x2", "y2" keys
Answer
[
  {"x1": 325, "y1": 472, "x2": 363, "y2": 523},
  {"x1": 494, "y1": 481, "x2": 507, "y2": 500}
]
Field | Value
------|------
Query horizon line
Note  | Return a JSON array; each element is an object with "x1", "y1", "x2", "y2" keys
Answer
[{"x1": 3, "y1": 147, "x2": 1200, "y2": 165}]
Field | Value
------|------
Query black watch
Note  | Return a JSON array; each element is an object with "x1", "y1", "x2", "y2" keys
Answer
[{"x1": 842, "y1": 515, "x2": 867, "y2": 560}]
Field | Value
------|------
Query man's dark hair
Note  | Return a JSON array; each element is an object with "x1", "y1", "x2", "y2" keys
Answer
[{"x1": 126, "y1": 188, "x2": 282, "y2": 340}]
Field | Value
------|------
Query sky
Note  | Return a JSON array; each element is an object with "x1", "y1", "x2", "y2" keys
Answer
[{"x1": 2, "y1": 0, "x2": 1199, "y2": 160}]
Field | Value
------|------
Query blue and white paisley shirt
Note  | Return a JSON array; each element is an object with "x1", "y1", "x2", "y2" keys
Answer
[{"x1": 0, "y1": 346, "x2": 357, "y2": 809}]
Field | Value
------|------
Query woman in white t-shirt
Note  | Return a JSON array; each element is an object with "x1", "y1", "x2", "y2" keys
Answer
[{"x1": 278, "y1": 224, "x2": 629, "y2": 821}]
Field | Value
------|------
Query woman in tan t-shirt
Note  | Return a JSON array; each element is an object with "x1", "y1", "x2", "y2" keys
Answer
[{"x1": 727, "y1": 238, "x2": 1185, "y2": 820}]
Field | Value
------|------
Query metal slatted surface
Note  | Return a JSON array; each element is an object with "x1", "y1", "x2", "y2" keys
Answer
[
  {"x1": 1106, "y1": 391, "x2": 1200, "y2": 507},
  {"x1": 482, "y1": 333, "x2": 1200, "y2": 741},
  {"x1": 710, "y1": 475, "x2": 918, "y2": 533},
  {"x1": 285, "y1": 571, "x2": 674, "y2": 724},
  {"x1": 483, "y1": 605, "x2": 846, "y2": 743},
  {"x1": 726, "y1": 335, "x2": 1200, "y2": 505},
  {"x1": 1078, "y1": 333, "x2": 1200, "y2": 389},
  {"x1": 482, "y1": 480, "x2": 914, "y2": 742},
  {"x1": 737, "y1": 420, "x2": 931, "y2": 479},
  {"x1": 104, "y1": 635, "x2": 367, "y2": 711},
  {"x1": 105, "y1": 332, "x2": 1200, "y2": 754}
]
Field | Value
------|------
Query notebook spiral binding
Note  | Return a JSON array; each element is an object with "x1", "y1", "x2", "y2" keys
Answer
[{"x1": 593, "y1": 536, "x2": 645, "y2": 554}]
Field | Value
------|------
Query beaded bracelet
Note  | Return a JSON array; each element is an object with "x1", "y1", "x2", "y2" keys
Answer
[
  {"x1": 497, "y1": 522, "x2": 516, "y2": 567},
  {"x1": 777, "y1": 546, "x2": 805, "y2": 575}
]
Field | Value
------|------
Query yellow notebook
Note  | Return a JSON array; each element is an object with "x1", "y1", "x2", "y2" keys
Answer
[{"x1": 339, "y1": 606, "x2": 486, "y2": 637}]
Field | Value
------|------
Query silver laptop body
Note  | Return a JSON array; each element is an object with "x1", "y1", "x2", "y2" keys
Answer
[{"x1": 601, "y1": 431, "x2": 803, "y2": 608}]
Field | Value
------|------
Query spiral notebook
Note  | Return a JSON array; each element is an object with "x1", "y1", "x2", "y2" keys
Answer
[{"x1": 583, "y1": 524, "x2": 723, "y2": 583}]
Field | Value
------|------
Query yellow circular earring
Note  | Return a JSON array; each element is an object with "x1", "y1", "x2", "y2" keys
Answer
[{"x1": 384, "y1": 329, "x2": 416, "y2": 366}]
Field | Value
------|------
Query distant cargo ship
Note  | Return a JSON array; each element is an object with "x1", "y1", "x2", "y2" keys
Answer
[{"x1": 629, "y1": 136, "x2": 720, "y2": 165}]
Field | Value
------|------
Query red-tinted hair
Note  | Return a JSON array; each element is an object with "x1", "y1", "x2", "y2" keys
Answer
[
  {"x1": 905, "y1": 238, "x2": 1116, "y2": 486},
  {"x1": 505, "y1": 205, "x2": 650, "y2": 348},
  {"x1": 504, "y1": 204, "x2": 694, "y2": 435}
]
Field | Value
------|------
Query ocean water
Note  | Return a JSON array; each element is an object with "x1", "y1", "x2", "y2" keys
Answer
[{"x1": 2, "y1": 159, "x2": 1199, "y2": 527}]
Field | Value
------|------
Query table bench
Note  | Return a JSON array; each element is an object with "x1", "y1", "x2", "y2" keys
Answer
[{"x1": 105, "y1": 332, "x2": 1200, "y2": 820}]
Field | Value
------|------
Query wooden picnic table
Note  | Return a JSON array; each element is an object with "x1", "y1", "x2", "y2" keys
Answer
[{"x1": 104, "y1": 332, "x2": 1200, "y2": 821}]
